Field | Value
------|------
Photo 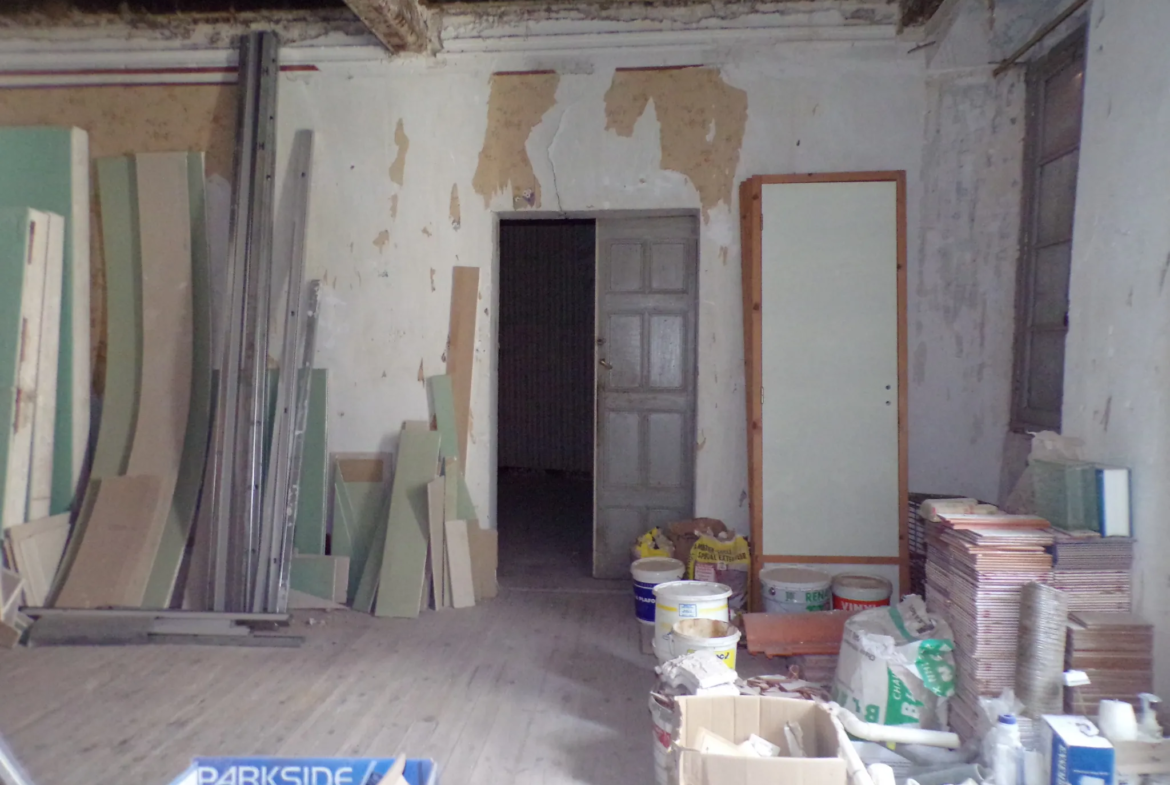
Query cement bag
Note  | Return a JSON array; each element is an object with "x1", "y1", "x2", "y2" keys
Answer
[
  {"x1": 832, "y1": 594, "x2": 955, "y2": 730},
  {"x1": 688, "y1": 533, "x2": 750, "y2": 611}
]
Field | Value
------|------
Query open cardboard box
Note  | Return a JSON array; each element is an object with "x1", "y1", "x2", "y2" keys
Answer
[{"x1": 676, "y1": 696, "x2": 848, "y2": 785}]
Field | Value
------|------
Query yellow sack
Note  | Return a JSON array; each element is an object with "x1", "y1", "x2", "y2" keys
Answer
[
  {"x1": 632, "y1": 527, "x2": 673, "y2": 560},
  {"x1": 688, "y1": 533, "x2": 751, "y2": 610}
]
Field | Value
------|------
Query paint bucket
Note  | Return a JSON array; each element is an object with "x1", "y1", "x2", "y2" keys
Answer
[
  {"x1": 631, "y1": 557, "x2": 686, "y2": 623},
  {"x1": 665, "y1": 618, "x2": 742, "y2": 669},
  {"x1": 759, "y1": 566, "x2": 832, "y2": 613},
  {"x1": 649, "y1": 692, "x2": 675, "y2": 785},
  {"x1": 652, "y1": 580, "x2": 731, "y2": 662},
  {"x1": 832, "y1": 574, "x2": 893, "y2": 611}
]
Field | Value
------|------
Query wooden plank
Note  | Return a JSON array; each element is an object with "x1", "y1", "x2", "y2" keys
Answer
[
  {"x1": 144, "y1": 152, "x2": 214, "y2": 609},
  {"x1": 467, "y1": 523, "x2": 498, "y2": 601},
  {"x1": 428, "y1": 374, "x2": 476, "y2": 520},
  {"x1": 290, "y1": 555, "x2": 349, "y2": 604},
  {"x1": 739, "y1": 176, "x2": 762, "y2": 610},
  {"x1": 27, "y1": 213, "x2": 64, "y2": 520},
  {"x1": 0, "y1": 208, "x2": 44, "y2": 531},
  {"x1": 0, "y1": 127, "x2": 90, "y2": 516},
  {"x1": 441, "y1": 458, "x2": 459, "y2": 608},
  {"x1": 294, "y1": 369, "x2": 328, "y2": 555},
  {"x1": 53, "y1": 474, "x2": 167, "y2": 609},
  {"x1": 91, "y1": 156, "x2": 143, "y2": 480},
  {"x1": 427, "y1": 477, "x2": 446, "y2": 610},
  {"x1": 446, "y1": 267, "x2": 479, "y2": 467},
  {"x1": 445, "y1": 519, "x2": 475, "y2": 609},
  {"x1": 374, "y1": 422, "x2": 440, "y2": 618},
  {"x1": 337, "y1": 458, "x2": 384, "y2": 483},
  {"x1": 5, "y1": 513, "x2": 70, "y2": 607}
]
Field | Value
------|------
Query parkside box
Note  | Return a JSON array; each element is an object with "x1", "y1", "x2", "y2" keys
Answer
[
  {"x1": 675, "y1": 696, "x2": 847, "y2": 785},
  {"x1": 1041, "y1": 716, "x2": 1114, "y2": 785}
]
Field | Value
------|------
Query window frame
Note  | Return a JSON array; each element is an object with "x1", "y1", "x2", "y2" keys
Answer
[{"x1": 1011, "y1": 26, "x2": 1088, "y2": 433}]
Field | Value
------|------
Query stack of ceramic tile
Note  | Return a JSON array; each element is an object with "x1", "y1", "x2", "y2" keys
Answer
[
  {"x1": 930, "y1": 514, "x2": 1054, "y2": 740},
  {"x1": 1064, "y1": 611, "x2": 1153, "y2": 713},
  {"x1": 1050, "y1": 531, "x2": 1133, "y2": 612},
  {"x1": 923, "y1": 525, "x2": 954, "y2": 619}
]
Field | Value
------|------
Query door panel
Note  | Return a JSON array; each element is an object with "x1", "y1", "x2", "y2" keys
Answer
[{"x1": 595, "y1": 216, "x2": 698, "y2": 578}]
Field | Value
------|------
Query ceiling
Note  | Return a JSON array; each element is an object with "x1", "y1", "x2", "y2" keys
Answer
[{"x1": 0, "y1": 0, "x2": 947, "y2": 27}]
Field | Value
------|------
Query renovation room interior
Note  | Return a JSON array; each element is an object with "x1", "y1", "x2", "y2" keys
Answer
[{"x1": 0, "y1": 0, "x2": 1168, "y2": 783}]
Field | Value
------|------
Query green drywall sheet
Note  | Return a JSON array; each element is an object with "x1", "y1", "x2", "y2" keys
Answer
[
  {"x1": 337, "y1": 479, "x2": 386, "y2": 605},
  {"x1": 0, "y1": 127, "x2": 88, "y2": 515},
  {"x1": 332, "y1": 471, "x2": 355, "y2": 560},
  {"x1": 143, "y1": 153, "x2": 210, "y2": 609},
  {"x1": 290, "y1": 555, "x2": 342, "y2": 602},
  {"x1": 294, "y1": 369, "x2": 328, "y2": 555},
  {"x1": 374, "y1": 423, "x2": 440, "y2": 618},
  {"x1": 91, "y1": 157, "x2": 142, "y2": 480},
  {"x1": 0, "y1": 210, "x2": 30, "y2": 529},
  {"x1": 427, "y1": 374, "x2": 476, "y2": 520}
]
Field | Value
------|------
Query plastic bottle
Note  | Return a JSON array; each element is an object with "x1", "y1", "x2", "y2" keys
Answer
[{"x1": 993, "y1": 714, "x2": 1024, "y2": 785}]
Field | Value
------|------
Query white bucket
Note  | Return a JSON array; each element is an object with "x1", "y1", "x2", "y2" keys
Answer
[
  {"x1": 832, "y1": 573, "x2": 893, "y2": 611},
  {"x1": 652, "y1": 580, "x2": 731, "y2": 662},
  {"x1": 631, "y1": 557, "x2": 686, "y2": 623},
  {"x1": 759, "y1": 566, "x2": 832, "y2": 613},
  {"x1": 665, "y1": 618, "x2": 741, "y2": 669}
]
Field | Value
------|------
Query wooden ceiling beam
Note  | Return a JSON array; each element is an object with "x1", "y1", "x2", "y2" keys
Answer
[{"x1": 344, "y1": 0, "x2": 428, "y2": 52}]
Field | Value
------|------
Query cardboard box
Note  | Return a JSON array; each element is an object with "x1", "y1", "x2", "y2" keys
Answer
[
  {"x1": 1041, "y1": 715, "x2": 1115, "y2": 785},
  {"x1": 675, "y1": 696, "x2": 847, "y2": 785}
]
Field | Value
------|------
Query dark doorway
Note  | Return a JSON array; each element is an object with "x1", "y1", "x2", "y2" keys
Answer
[{"x1": 496, "y1": 219, "x2": 596, "y2": 588}]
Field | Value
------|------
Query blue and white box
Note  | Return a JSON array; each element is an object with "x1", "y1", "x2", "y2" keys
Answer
[
  {"x1": 167, "y1": 757, "x2": 437, "y2": 785},
  {"x1": 1042, "y1": 716, "x2": 1115, "y2": 785}
]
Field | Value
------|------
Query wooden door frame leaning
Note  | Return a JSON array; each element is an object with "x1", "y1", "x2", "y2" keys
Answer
[{"x1": 740, "y1": 171, "x2": 908, "y2": 610}]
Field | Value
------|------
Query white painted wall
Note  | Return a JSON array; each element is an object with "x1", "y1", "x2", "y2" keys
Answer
[
  {"x1": 271, "y1": 35, "x2": 926, "y2": 537},
  {"x1": 1063, "y1": 0, "x2": 1170, "y2": 695}
]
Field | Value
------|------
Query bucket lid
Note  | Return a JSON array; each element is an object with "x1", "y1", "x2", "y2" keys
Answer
[
  {"x1": 652, "y1": 580, "x2": 732, "y2": 600},
  {"x1": 832, "y1": 574, "x2": 892, "y2": 592},
  {"x1": 631, "y1": 557, "x2": 685, "y2": 573},
  {"x1": 758, "y1": 566, "x2": 831, "y2": 587}
]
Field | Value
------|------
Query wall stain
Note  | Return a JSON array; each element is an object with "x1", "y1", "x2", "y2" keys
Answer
[
  {"x1": 1101, "y1": 394, "x2": 1112, "y2": 431},
  {"x1": 417, "y1": 359, "x2": 424, "y2": 384},
  {"x1": 429, "y1": 268, "x2": 436, "y2": 292},
  {"x1": 449, "y1": 184, "x2": 462, "y2": 230},
  {"x1": 603, "y1": 67, "x2": 747, "y2": 218},
  {"x1": 422, "y1": 226, "x2": 432, "y2": 237},
  {"x1": 373, "y1": 229, "x2": 389, "y2": 252},
  {"x1": 1160, "y1": 251, "x2": 1170, "y2": 293},
  {"x1": 389, "y1": 119, "x2": 409, "y2": 186},
  {"x1": 390, "y1": 193, "x2": 398, "y2": 220},
  {"x1": 472, "y1": 71, "x2": 560, "y2": 208}
]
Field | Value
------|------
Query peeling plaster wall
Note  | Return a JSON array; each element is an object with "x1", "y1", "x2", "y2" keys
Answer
[
  {"x1": 1063, "y1": 0, "x2": 1170, "y2": 695},
  {"x1": 271, "y1": 38, "x2": 926, "y2": 537},
  {"x1": 912, "y1": 0, "x2": 1090, "y2": 504}
]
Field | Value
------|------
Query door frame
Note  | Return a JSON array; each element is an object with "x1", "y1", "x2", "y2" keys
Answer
[{"x1": 490, "y1": 209, "x2": 701, "y2": 572}]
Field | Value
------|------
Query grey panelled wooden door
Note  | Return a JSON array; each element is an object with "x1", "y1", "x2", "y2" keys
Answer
[{"x1": 594, "y1": 217, "x2": 698, "y2": 579}]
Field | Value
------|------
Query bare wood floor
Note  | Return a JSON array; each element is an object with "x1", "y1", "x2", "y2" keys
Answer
[{"x1": 0, "y1": 587, "x2": 655, "y2": 785}]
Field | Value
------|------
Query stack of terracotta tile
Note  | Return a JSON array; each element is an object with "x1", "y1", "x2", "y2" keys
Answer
[
  {"x1": 1064, "y1": 611, "x2": 1153, "y2": 713},
  {"x1": 927, "y1": 514, "x2": 1054, "y2": 740},
  {"x1": 1050, "y1": 531, "x2": 1133, "y2": 612}
]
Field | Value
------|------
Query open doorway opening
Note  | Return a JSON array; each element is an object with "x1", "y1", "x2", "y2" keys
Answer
[{"x1": 496, "y1": 219, "x2": 596, "y2": 587}]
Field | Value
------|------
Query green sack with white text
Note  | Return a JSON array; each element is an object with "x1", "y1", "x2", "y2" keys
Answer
[{"x1": 832, "y1": 594, "x2": 955, "y2": 730}]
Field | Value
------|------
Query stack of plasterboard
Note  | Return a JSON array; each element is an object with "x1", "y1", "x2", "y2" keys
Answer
[{"x1": 339, "y1": 268, "x2": 497, "y2": 618}]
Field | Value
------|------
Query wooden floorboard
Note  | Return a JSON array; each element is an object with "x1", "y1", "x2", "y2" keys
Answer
[{"x1": 0, "y1": 588, "x2": 662, "y2": 784}]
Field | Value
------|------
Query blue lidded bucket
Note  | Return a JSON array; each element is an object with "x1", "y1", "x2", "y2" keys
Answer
[{"x1": 631, "y1": 557, "x2": 685, "y2": 622}]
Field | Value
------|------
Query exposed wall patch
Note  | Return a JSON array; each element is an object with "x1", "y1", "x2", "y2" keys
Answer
[
  {"x1": 373, "y1": 229, "x2": 389, "y2": 252},
  {"x1": 472, "y1": 71, "x2": 560, "y2": 209},
  {"x1": 390, "y1": 193, "x2": 398, "y2": 219},
  {"x1": 603, "y1": 67, "x2": 747, "y2": 217},
  {"x1": 389, "y1": 119, "x2": 409, "y2": 186},
  {"x1": 449, "y1": 184, "x2": 461, "y2": 230}
]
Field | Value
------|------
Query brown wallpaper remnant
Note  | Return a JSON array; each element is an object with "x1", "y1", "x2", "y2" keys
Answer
[
  {"x1": 388, "y1": 119, "x2": 408, "y2": 186},
  {"x1": 0, "y1": 83, "x2": 237, "y2": 395},
  {"x1": 472, "y1": 71, "x2": 560, "y2": 209},
  {"x1": 604, "y1": 67, "x2": 748, "y2": 217}
]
